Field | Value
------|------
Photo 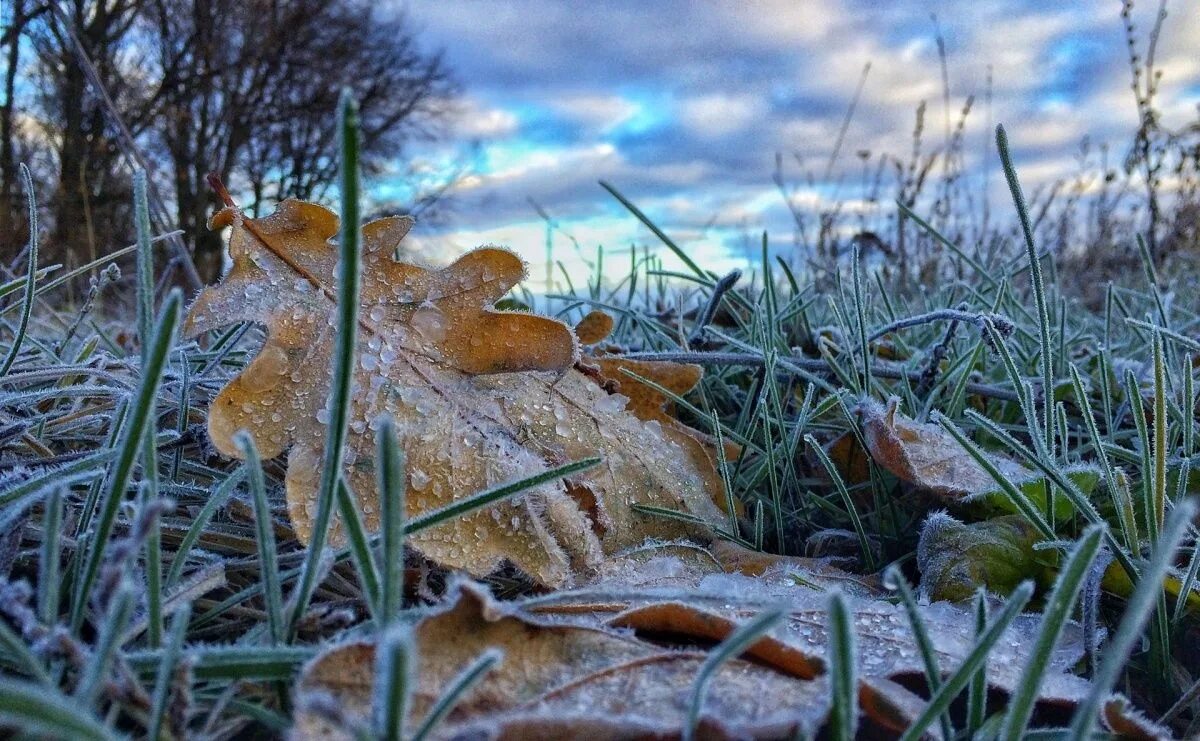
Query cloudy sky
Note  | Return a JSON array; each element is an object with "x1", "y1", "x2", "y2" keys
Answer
[{"x1": 393, "y1": 1, "x2": 1200, "y2": 289}]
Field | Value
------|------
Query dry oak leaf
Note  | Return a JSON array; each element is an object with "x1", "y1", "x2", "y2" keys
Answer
[
  {"x1": 293, "y1": 573, "x2": 1156, "y2": 740},
  {"x1": 186, "y1": 199, "x2": 725, "y2": 588},
  {"x1": 572, "y1": 310, "x2": 741, "y2": 515},
  {"x1": 293, "y1": 580, "x2": 834, "y2": 741}
]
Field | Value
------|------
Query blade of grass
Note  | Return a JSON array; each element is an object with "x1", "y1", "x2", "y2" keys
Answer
[
  {"x1": 898, "y1": 581, "x2": 1035, "y2": 741},
  {"x1": 600, "y1": 180, "x2": 708, "y2": 279},
  {"x1": 165, "y1": 469, "x2": 245, "y2": 586},
  {"x1": 684, "y1": 607, "x2": 786, "y2": 741},
  {"x1": 826, "y1": 593, "x2": 858, "y2": 741},
  {"x1": 997, "y1": 125, "x2": 1054, "y2": 460},
  {"x1": 404, "y1": 457, "x2": 602, "y2": 535},
  {"x1": 378, "y1": 417, "x2": 406, "y2": 623},
  {"x1": 287, "y1": 90, "x2": 363, "y2": 639},
  {"x1": 0, "y1": 678, "x2": 114, "y2": 740},
  {"x1": 411, "y1": 649, "x2": 501, "y2": 741},
  {"x1": 0, "y1": 165, "x2": 39, "y2": 376},
  {"x1": 37, "y1": 488, "x2": 63, "y2": 625},
  {"x1": 70, "y1": 289, "x2": 181, "y2": 633},
  {"x1": 148, "y1": 604, "x2": 191, "y2": 741},
  {"x1": 1068, "y1": 498, "x2": 1196, "y2": 739},
  {"x1": 237, "y1": 432, "x2": 284, "y2": 645},
  {"x1": 1000, "y1": 525, "x2": 1104, "y2": 740},
  {"x1": 374, "y1": 624, "x2": 413, "y2": 741},
  {"x1": 884, "y1": 567, "x2": 955, "y2": 740},
  {"x1": 806, "y1": 433, "x2": 877, "y2": 570},
  {"x1": 74, "y1": 580, "x2": 135, "y2": 705},
  {"x1": 126, "y1": 645, "x2": 313, "y2": 682},
  {"x1": 0, "y1": 619, "x2": 52, "y2": 685},
  {"x1": 336, "y1": 475, "x2": 382, "y2": 617},
  {"x1": 967, "y1": 591, "x2": 987, "y2": 735}
]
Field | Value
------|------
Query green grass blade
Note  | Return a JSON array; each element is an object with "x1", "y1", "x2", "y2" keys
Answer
[
  {"x1": 237, "y1": 432, "x2": 285, "y2": 645},
  {"x1": 0, "y1": 677, "x2": 115, "y2": 740},
  {"x1": 148, "y1": 604, "x2": 191, "y2": 741},
  {"x1": 37, "y1": 487, "x2": 63, "y2": 625},
  {"x1": 71, "y1": 289, "x2": 181, "y2": 633},
  {"x1": 378, "y1": 417, "x2": 407, "y2": 622},
  {"x1": 0, "y1": 619, "x2": 52, "y2": 685},
  {"x1": 996, "y1": 125, "x2": 1055, "y2": 458},
  {"x1": 0, "y1": 164, "x2": 39, "y2": 376},
  {"x1": 288, "y1": 90, "x2": 363, "y2": 639},
  {"x1": 1000, "y1": 525, "x2": 1104, "y2": 740},
  {"x1": 599, "y1": 180, "x2": 708, "y2": 279},
  {"x1": 884, "y1": 567, "x2": 954, "y2": 740},
  {"x1": 967, "y1": 591, "x2": 988, "y2": 735},
  {"x1": 899, "y1": 581, "x2": 1035, "y2": 741},
  {"x1": 126, "y1": 645, "x2": 313, "y2": 682},
  {"x1": 374, "y1": 624, "x2": 413, "y2": 741},
  {"x1": 336, "y1": 475, "x2": 383, "y2": 618},
  {"x1": 826, "y1": 593, "x2": 858, "y2": 741},
  {"x1": 411, "y1": 649, "x2": 501, "y2": 741},
  {"x1": 134, "y1": 170, "x2": 155, "y2": 362},
  {"x1": 404, "y1": 457, "x2": 602, "y2": 535},
  {"x1": 74, "y1": 580, "x2": 135, "y2": 705},
  {"x1": 684, "y1": 607, "x2": 786, "y2": 741},
  {"x1": 165, "y1": 469, "x2": 245, "y2": 586},
  {"x1": 806, "y1": 434, "x2": 876, "y2": 570},
  {"x1": 1068, "y1": 498, "x2": 1196, "y2": 740}
]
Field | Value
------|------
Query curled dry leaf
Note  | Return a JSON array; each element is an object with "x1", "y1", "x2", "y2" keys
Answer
[
  {"x1": 858, "y1": 397, "x2": 1032, "y2": 499},
  {"x1": 855, "y1": 398, "x2": 1103, "y2": 520},
  {"x1": 573, "y1": 309, "x2": 614, "y2": 345},
  {"x1": 294, "y1": 568, "x2": 1150, "y2": 740},
  {"x1": 187, "y1": 200, "x2": 724, "y2": 587}
]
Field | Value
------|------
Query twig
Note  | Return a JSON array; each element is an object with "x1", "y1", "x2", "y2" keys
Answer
[
  {"x1": 868, "y1": 308, "x2": 1013, "y2": 342},
  {"x1": 917, "y1": 318, "x2": 959, "y2": 393},
  {"x1": 55, "y1": 263, "x2": 120, "y2": 353}
]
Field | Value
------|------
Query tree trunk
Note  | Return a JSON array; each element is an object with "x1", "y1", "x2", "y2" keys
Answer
[
  {"x1": 51, "y1": 53, "x2": 89, "y2": 269},
  {"x1": 0, "y1": 0, "x2": 28, "y2": 257}
]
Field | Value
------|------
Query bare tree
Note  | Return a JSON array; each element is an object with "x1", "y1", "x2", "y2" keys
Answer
[
  {"x1": 140, "y1": 0, "x2": 454, "y2": 281},
  {"x1": 6, "y1": 0, "x2": 455, "y2": 283}
]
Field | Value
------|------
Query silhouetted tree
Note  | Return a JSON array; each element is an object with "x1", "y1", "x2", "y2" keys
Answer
[{"x1": 5, "y1": 0, "x2": 455, "y2": 283}]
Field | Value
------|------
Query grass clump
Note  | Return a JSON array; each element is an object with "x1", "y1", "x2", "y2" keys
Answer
[{"x1": 1, "y1": 96, "x2": 1200, "y2": 740}]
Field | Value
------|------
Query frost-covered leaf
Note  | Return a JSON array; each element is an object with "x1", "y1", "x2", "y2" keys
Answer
[
  {"x1": 575, "y1": 309, "x2": 739, "y2": 514},
  {"x1": 917, "y1": 512, "x2": 1052, "y2": 601},
  {"x1": 186, "y1": 200, "x2": 725, "y2": 587},
  {"x1": 294, "y1": 580, "x2": 832, "y2": 740},
  {"x1": 859, "y1": 397, "x2": 1030, "y2": 499},
  {"x1": 294, "y1": 573, "x2": 1152, "y2": 739}
]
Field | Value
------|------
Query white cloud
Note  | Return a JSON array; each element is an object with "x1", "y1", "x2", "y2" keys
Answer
[
  {"x1": 395, "y1": 0, "x2": 1200, "y2": 286},
  {"x1": 678, "y1": 94, "x2": 767, "y2": 139}
]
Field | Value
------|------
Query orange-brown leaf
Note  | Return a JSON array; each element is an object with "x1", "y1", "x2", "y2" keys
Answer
[
  {"x1": 574, "y1": 309, "x2": 615, "y2": 345},
  {"x1": 187, "y1": 200, "x2": 725, "y2": 587}
]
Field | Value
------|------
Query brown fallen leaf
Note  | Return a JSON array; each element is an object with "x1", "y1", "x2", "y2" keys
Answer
[
  {"x1": 858, "y1": 396, "x2": 1031, "y2": 499},
  {"x1": 186, "y1": 200, "x2": 725, "y2": 587},
  {"x1": 294, "y1": 580, "x2": 833, "y2": 740},
  {"x1": 573, "y1": 309, "x2": 614, "y2": 345},
  {"x1": 572, "y1": 309, "x2": 740, "y2": 514},
  {"x1": 294, "y1": 576, "x2": 1152, "y2": 740}
]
